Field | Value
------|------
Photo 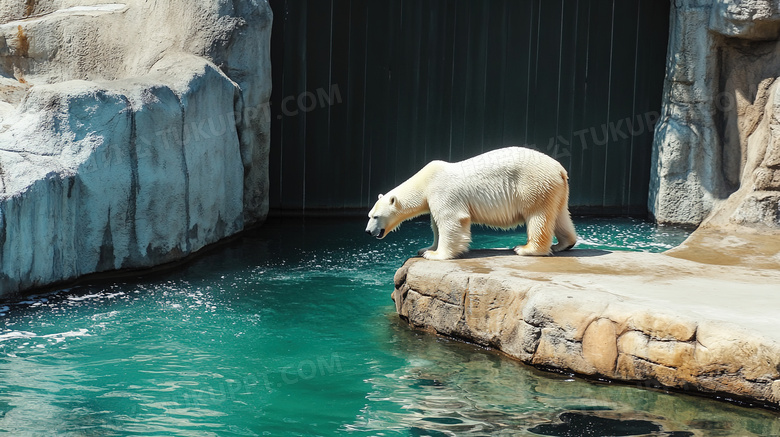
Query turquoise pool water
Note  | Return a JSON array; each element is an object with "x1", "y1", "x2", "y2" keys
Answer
[{"x1": 0, "y1": 218, "x2": 778, "y2": 436}]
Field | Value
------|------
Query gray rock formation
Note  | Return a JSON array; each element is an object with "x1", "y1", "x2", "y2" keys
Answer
[
  {"x1": 0, "y1": 1, "x2": 272, "y2": 296},
  {"x1": 650, "y1": 0, "x2": 780, "y2": 229},
  {"x1": 393, "y1": 250, "x2": 780, "y2": 409}
]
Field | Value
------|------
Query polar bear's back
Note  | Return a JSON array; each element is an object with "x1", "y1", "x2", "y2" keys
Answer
[
  {"x1": 429, "y1": 147, "x2": 567, "y2": 228},
  {"x1": 456, "y1": 146, "x2": 560, "y2": 176}
]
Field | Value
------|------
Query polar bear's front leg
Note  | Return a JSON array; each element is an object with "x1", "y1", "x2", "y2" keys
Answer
[
  {"x1": 422, "y1": 216, "x2": 471, "y2": 260},
  {"x1": 417, "y1": 217, "x2": 440, "y2": 256}
]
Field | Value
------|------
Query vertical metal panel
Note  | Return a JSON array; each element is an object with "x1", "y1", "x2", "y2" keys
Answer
[
  {"x1": 531, "y1": 0, "x2": 561, "y2": 158},
  {"x1": 268, "y1": 0, "x2": 670, "y2": 215},
  {"x1": 275, "y1": 0, "x2": 307, "y2": 210},
  {"x1": 303, "y1": 0, "x2": 332, "y2": 209},
  {"x1": 448, "y1": 1, "x2": 470, "y2": 161},
  {"x1": 349, "y1": 1, "x2": 369, "y2": 208},
  {"x1": 604, "y1": 0, "x2": 640, "y2": 209},
  {"x1": 482, "y1": 1, "x2": 507, "y2": 154},
  {"x1": 501, "y1": 1, "x2": 535, "y2": 148},
  {"x1": 463, "y1": 0, "x2": 489, "y2": 156},
  {"x1": 630, "y1": 0, "x2": 670, "y2": 215},
  {"x1": 424, "y1": 0, "x2": 456, "y2": 163},
  {"x1": 555, "y1": 0, "x2": 579, "y2": 173},
  {"x1": 580, "y1": 0, "x2": 613, "y2": 209},
  {"x1": 328, "y1": 0, "x2": 351, "y2": 209},
  {"x1": 566, "y1": 0, "x2": 592, "y2": 208}
]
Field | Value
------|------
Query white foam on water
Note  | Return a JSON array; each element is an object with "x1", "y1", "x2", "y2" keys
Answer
[
  {"x1": 68, "y1": 293, "x2": 103, "y2": 302},
  {"x1": 91, "y1": 310, "x2": 120, "y2": 321},
  {"x1": 0, "y1": 331, "x2": 37, "y2": 342},
  {"x1": 42, "y1": 328, "x2": 90, "y2": 344}
]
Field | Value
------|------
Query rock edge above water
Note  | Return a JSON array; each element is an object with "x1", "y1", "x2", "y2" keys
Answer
[{"x1": 392, "y1": 242, "x2": 780, "y2": 409}]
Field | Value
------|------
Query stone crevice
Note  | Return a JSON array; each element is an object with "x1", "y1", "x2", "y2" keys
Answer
[
  {"x1": 623, "y1": 354, "x2": 678, "y2": 372},
  {"x1": 527, "y1": 326, "x2": 543, "y2": 358},
  {"x1": 460, "y1": 276, "x2": 470, "y2": 319},
  {"x1": 175, "y1": 91, "x2": 192, "y2": 255},
  {"x1": 123, "y1": 96, "x2": 141, "y2": 268}
]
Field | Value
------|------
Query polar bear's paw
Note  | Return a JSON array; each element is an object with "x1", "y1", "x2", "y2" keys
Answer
[
  {"x1": 422, "y1": 250, "x2": 452, "y2": 260},
  {"x1": 513, "y1": 244, "x2": 552, "y2": 256},
  {"x1": 417, "y1": 247, "x2": 435, "y2": 256}
]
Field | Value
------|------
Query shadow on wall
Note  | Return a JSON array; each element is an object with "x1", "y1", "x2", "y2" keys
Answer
[{"x1": 715, "y1": 36, "x2": 780, "y2": 228}]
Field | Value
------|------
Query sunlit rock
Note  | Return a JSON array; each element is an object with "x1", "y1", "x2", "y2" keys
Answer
[
  {"x1": 0, "y1": 1, "x2": 272, "y2": 295},
  {"x1": 650, "y1": 0, "x2": 780, "y2": 231},
  {"x1": 393, "y1": 250, "x2": 780, "y2": 409}
]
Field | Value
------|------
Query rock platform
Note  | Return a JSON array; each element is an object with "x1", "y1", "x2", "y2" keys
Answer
[{"x1": 392, "y1": 235, "x2": 780, "y2": 409}]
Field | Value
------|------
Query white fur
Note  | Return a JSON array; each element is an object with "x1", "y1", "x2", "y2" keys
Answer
[{"x1": 365, "y1": 146, "x2": 577, "y2": 260}]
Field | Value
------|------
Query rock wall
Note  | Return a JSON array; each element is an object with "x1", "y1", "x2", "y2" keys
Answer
[
  {"x1": 0, "y1": 1, "x2": 272, "y2": 296},
  {"x1": 650, "y1": 0, "x2": 780, "y2": 228}
]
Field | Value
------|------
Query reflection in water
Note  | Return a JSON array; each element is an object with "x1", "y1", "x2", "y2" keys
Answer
[
  {"x1": 348, "y1": 314, "x2": 778, "y2": 436},
  {"x1": 528, "y1": 412, "x2": 666, "y2": 436},
  {"x1": 0, "y1": 218, "x2": 777, "y2": 436}
]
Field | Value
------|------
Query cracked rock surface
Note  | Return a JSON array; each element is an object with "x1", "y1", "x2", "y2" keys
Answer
[
  {"x1": 392, "y1": 248, "x2": 780, "y2": 409},
  {"x1": 0, "y1": 0, "x2": 272, "y2": 296}
]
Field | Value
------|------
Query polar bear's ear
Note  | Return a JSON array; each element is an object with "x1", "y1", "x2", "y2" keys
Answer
[
  {"x1": 378, "y1": 194, "x2": 384, "y2": 200},
  {"x1": 389, "y1": 195, "x2": 397, "y2": 206}
]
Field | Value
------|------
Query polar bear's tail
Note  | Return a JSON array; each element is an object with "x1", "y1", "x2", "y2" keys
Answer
[{"x1": 552, "y1": 170, "x2": 577, "y2": 252}]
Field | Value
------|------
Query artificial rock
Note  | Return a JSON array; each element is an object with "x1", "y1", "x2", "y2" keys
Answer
[
  {"x1": 0, "y1": 1, "x2": 272, "y2": 296},
  {"x1": 393, "y1": 249, "x2": 780, "y2": 409},
  {"x1": 650, "y1": 0, "x2": 780, "y2": 230}
]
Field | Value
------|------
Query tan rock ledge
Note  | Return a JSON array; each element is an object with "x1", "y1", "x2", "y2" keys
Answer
[{"x1": 391, "y1": 245, "x2": 780, "y2": 409}]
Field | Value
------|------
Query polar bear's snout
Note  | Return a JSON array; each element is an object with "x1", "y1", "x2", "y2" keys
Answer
[
  {"x1": 365, "y1": 228, "x2": 385, "y2": 238},
  {"x1": 365, "y1": 223, "x2": 386, "y2": 239},
  {"x1": 364, "y1": 227, "x2": 379, "y2": 237}
]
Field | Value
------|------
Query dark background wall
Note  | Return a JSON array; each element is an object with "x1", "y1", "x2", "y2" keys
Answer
[{"x1": 269, "y1": 0, "x2": 670, "y2": 216}]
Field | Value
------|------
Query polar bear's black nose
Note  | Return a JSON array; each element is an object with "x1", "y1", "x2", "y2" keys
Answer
[{"x1": 365, "y1": 229, "x2": 372, "y2": 235}]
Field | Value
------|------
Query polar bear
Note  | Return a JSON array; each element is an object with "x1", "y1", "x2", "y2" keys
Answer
[{"x1": 364, "y1": 146, "x2": 577, "y2": 260}]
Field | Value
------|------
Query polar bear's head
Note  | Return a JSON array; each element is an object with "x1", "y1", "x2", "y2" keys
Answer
[{"x1": 365, "y1": 193, "x2": 400, "y2": 239}]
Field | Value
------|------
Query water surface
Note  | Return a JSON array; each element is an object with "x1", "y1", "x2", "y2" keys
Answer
[{"x1": 0, "y1": 218, "x2": 777, "y2": 436}]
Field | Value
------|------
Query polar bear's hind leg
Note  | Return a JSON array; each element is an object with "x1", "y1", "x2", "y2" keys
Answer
[
  {"x1": 514, "y1": 211, "x2": 555, "y2": 256},
  {"x1": 551, "y1": 208, "x2": 577, "y2": 252}
]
